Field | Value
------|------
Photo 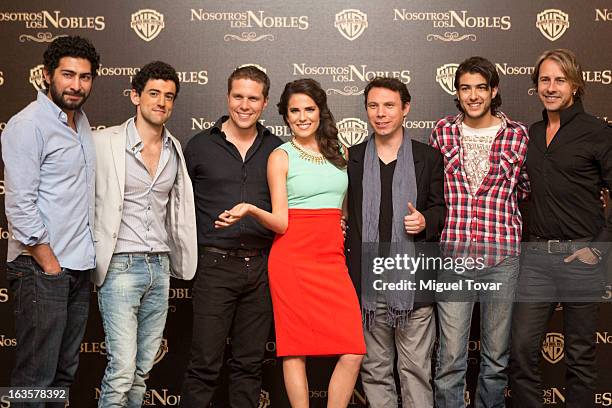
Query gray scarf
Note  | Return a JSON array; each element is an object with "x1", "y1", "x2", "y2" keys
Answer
[{"x1": 361, "y1": 129, "x2": 417, "y2": 330}]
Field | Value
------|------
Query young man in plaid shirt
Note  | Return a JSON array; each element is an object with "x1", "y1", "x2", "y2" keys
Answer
[{"x1": 430, "y1": 56, "x2": 529, "y2": 407}]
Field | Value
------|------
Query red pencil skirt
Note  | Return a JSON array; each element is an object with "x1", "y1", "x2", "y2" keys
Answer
[{"x1": 268, "y1": 208, "x2": 366, "y2": 357}]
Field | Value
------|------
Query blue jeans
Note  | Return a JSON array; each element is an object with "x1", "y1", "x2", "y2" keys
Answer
[
  {"x1": 6, "y1": 255, "x2": 91, "y2": 408},
  {"x1": 435, "y1": 256, "x2": 519, "y2": 408},
  {"x1": 97, "y1": 253, "x2": 170, "y2": 408}
]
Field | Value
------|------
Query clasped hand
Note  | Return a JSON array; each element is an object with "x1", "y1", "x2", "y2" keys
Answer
[{"x1": 215, "y1": 203, "x2": 252, "y2": 229}]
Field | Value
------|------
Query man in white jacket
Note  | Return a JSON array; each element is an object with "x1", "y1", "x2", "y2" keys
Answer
[{"x1": 92, "y1": 61, "x2": 197, "y2": 407}]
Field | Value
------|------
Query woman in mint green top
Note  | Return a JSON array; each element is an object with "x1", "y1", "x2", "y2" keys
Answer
[
  {"x1": 277, "y1": 138, "x2": 347, "y2": 209},
  {"x1": 216, "y1": 79, "x2": 365, "y2": 407}
]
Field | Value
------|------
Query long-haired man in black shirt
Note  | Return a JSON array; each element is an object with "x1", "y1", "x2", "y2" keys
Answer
[
  {"x1": 181, "y1": 66, "x2": 282, "y2": 407},
  {"x1": 510, "y1": 49, "x2": 612, "y2": 407}
]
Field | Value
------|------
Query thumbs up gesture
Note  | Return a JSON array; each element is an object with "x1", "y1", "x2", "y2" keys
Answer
[{"x1": 404, "y1": 202, "x2": 426, "y2": 235}]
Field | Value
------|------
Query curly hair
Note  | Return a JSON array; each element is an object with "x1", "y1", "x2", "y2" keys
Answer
[
  {"x1": 132, "y1": 61, "x2": 180, "y2": 99},
  {"x1": 277, "y1": 78, "x2": 346, "y2": 169},
  {"x1": 453, "y1": 56, "x2": 502, "y2": 113},
  {"x1": 43, "y1": 36, "x2": 100, "y2": 87}
]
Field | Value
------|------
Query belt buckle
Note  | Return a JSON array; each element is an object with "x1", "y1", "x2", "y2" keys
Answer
[{"x1": 547, "y1": 240, "x2": 560, "y2": 254}]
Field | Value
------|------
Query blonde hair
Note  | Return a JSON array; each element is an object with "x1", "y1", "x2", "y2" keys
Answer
[{"x1": 531, "y1": 49, "x2": 585, "y2": 98}]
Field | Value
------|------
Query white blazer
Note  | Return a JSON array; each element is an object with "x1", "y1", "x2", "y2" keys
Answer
[{"x1": 92, "y1": 119, "x2": 198, "y2": 286}]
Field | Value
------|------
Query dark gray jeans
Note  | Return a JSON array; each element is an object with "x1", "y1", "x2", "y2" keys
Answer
[
  {"x1": 510, "y1": 248, "x2": 603, "y2": 407},
  {"x1": 7, "y1": 255, "x2": 91, "y2": 408}
]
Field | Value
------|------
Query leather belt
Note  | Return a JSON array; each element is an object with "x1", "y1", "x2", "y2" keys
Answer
[
  {"x1": 527, "y1": 235, "x2": 592, "y2": 254},
  {"x1": 199, "y1": 246, "x2": 263, "y2": 258}
]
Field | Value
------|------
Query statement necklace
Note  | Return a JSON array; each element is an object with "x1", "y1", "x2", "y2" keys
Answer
[{"x1": 290, "y1": 138, "x2": 326, "y2": 165}]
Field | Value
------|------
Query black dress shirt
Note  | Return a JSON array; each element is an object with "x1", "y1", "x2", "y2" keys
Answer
[
  {"x1": 526, "y1": 100, "x2": 612, "y2": 252},
  {"x1": 184, "y1": 116, "x2": 283, "y2": 249}
]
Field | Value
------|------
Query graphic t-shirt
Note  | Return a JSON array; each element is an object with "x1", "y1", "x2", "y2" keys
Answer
[{"x1": 461, "y1": 122, "x2": 501, "y2": 194}]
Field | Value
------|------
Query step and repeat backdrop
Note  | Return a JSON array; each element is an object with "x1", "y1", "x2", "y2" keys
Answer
[{"x1": 0, "y1": 0, "x2": 611, "y2": 406}]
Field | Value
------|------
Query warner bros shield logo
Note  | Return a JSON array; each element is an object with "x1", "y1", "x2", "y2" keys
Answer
[
  {"x1": 131, "y1": 9, "x2": 165, "y2": 42},
  {"x1": 541, "y1": 332, "x2": 564, "y2": 364},
  {"x1": 337, "y1": 118, "x2": 368, "y2": 147},
  {"x1": 29, "y1": 64, "x2": 46, "y2": 91},
  {"x1": 436, "y1": 64, "x2": 459, "y2": 95},
  {"x1": 536, "y1": 9, "x2": 570, "y2": 41},
  {"x1": 335, "y1": 9, "x2": 368, "y2": 41}
]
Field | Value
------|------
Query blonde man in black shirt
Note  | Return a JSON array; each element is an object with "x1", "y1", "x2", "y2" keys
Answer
[{"x1": 510, "y1": 49, "x2": 612, "y2": 407}]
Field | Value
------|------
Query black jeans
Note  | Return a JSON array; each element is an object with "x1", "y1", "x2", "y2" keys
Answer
[
  {"x1": 509, "y1": 248, "x2": 603, "y2": 407},
  {"x1": 181, "y1": 251, "x2": 273, "y2": 408},
  {"x1": 6, "y1": 255, "x2": 91, "y2": 408}
]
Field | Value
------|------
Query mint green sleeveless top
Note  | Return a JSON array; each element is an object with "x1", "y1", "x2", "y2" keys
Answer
[{"x1": 277, "y1": 141, "x2": 347, "y2": 209}]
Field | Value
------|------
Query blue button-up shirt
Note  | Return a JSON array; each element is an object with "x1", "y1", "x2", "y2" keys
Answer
[{"x1": 2, "y1": 91, "x2": 96, "y2": 270}]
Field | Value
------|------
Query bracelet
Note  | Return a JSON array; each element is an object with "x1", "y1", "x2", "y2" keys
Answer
[{"x1": 588, "y1": 247, "x2": 603, "y2": 262}]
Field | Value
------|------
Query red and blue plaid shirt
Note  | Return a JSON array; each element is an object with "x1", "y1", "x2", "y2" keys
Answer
[{"x1": 430, "y1": 111, "x2": 529, "y2": 266}]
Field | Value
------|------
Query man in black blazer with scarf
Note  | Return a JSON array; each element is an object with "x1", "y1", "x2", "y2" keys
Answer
[{"x1": 346, "y1": 77, "x2": 445, "y2": 408}]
